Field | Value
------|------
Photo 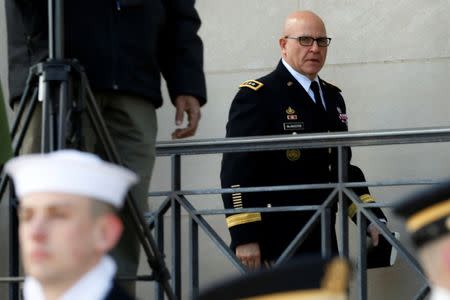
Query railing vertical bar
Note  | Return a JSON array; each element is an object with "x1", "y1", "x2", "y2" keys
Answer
[
  {"x1": 8, "y1": 189, "x2": 19, "y2": 300},
  {"x1": 171, "y1": 155, "x2": 181, "y2": 299},
  {"x1": 321, "y1": 207, "x2": 331, "y2": 258},
  {"x1": 155, "y1": 204, "x2": 166, "y2": 300},
  {"x1": 338, "y1": 146, "x2": 349, "y2": 258},
  {"x1": 357, "y1": 210, "x2": 368, "y2": 300},
  {"x1": 189, "y1": 217, "x2": 199, "y2": 299}
]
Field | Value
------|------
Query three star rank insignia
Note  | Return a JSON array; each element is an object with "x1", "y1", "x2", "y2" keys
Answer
[{"x1": 239, "y1": 80, "x2": 264, "y2": 91}]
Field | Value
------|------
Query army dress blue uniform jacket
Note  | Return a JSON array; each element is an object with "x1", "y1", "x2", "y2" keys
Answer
[{"x1": 220, "y1": 61, "x2": 385, "y2": 261}]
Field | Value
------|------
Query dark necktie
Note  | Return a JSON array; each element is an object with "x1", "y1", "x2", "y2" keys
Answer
[{"x1": 310, "y1": 81, "x2": 325, "y2": 111}]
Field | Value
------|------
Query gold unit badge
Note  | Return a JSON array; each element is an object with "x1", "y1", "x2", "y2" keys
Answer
[
  {"x1": 286, "y1": 106, "x2": 298, "y2": 120},
  {"x1": 286, "y1": 106, "x2": 296, "y2": 114}
]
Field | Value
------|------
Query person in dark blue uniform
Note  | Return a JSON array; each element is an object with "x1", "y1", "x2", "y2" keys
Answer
[
  {"x1": 393, "y1": 180, "x2": 450, "y2": 300},
  {"x1": 220, "y1": 10, "x2": 386, "y2": 270}
]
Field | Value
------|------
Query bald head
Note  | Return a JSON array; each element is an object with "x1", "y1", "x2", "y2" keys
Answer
[
  {"x1": 279, "y1": 11, "x2": 329, "y2": 79},
  {"x1": 282, "y1": 11, "x2": 327, "y2": 37}
]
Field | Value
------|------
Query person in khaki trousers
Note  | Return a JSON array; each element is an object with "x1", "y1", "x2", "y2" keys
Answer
[{"x1": 5, "y1": 0, "x2": 207, "y2": 295}]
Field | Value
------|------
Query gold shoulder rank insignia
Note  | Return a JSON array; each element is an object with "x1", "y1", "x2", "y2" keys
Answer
[{"x1": 239, "y1": 80, "x2": 264, "y2": 91}]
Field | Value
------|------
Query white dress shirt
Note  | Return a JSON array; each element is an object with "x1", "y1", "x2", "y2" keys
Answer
[
  {"x1": 430, "y1": 286, "x2": 450, "y2": 300},
  {"x1": 23, "y1": 255, "x2": 116, "y2": 300},
  {"x1": 281, "y1": 59, "x2": 326, "y2": 110}
]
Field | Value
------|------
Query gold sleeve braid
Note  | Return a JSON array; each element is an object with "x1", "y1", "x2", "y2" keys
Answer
[
  {"x1": 347, "y1": 194, "x2": 374, "y2": 219},
  {"x1": 226, "y1": 213, "x2": 262, "y2": 228},
  {"x1": 226, "y1": 184, "x2": 262, "y2": 228}
]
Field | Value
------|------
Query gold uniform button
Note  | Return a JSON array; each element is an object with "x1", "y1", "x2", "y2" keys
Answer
[{"x1": 286, "y1": 149, "x2": 301, "y2": 161}]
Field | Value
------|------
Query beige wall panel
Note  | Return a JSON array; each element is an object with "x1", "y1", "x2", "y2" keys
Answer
[
  {"x1": 196, "y1": 0, "x2": 300, "y2": 72},
  {"x1": 300, "y1": 0, "x2": 449, "y2": 64},
  {"x1": 320, "y1": 59, "x2": 450, "y2": 130},
  {"x1": 155, "y1": 70, "x2": 271, "y2": 141}
]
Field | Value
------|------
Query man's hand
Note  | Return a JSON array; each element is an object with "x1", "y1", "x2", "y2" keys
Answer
[
  {"x1": 236, "y1": 242, "x2": 261, "y2": 270},
  {"x1": 172, "y1": 95, "x2": 201, "y2": 139},
  {"x1": 367, "y1": 222, "x2": 381, "y2": 246}
]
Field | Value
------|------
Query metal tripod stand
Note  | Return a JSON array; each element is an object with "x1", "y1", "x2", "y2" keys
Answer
[{"x1": 0, "y1": 0, "x2": 175, "y2": 299}]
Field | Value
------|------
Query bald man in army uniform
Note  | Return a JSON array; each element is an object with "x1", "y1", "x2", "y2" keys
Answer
[{"x1": 220, "y1": 11, "x2": 386, "y2": 270}]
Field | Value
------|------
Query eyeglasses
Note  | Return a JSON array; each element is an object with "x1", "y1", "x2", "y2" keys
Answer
[{"x1": 284, "y1": 36, "x2": 332, "y2": 47}]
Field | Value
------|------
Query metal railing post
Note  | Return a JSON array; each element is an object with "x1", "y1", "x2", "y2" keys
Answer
[
  {"x1": 338, "y1": 146, "x2": 349, "y2": 258},
  {"x1": 357, "y1": 210, "x2": 368, "y2": 300},
  {"x1": 8, "y1": 190, "x2": 19, "y2": 300},
  {"x1": 189, "y1": 217, "x2": 199, "y2": 298},
  {"x1": 321, "y1": 207, "x2": 332, "y2": 258},
  {"x1": 171, "y1": 155, "x2": 181, "y2": 299},
  {"x1": 155, "y1": 207, "x2": 165, "y2": 300}
]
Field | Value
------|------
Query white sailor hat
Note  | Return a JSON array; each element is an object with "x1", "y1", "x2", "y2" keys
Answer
[{"x1": 4, "y1": 150, "x2": 139, "y2": 208}]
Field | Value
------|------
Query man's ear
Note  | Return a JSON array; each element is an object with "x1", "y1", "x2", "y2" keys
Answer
[
  {"x1": 279, "y1": 37, "x2": 287, "y2": 55},
  {"x1": 93, "y1": 214, "x2": 123, "y2": 253}
]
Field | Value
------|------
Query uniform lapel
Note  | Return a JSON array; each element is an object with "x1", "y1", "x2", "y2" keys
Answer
[
  {"x1": 276, "y1": 62, "x2": 317, "y2": 108},
  {"x1": 319, "y1": 78, "x2": 337, "y2": 117}
]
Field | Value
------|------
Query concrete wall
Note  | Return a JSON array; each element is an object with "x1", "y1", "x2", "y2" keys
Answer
[{"x1": 1, "y1": 0, "x2": 449, "y2": 299}]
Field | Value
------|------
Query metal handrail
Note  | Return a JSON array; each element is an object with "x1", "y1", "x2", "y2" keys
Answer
[
  {"x1": 152, "y1": 126, "x2": 450, "y2": 300},
  {"x1": 156, "y1": 126, "x2": 450, "y2": 155}
]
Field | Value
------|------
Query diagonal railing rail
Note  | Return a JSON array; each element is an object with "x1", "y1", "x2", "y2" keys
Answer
[{"x1": 150, "y1": 127, "x2": 450, "y2": 300}]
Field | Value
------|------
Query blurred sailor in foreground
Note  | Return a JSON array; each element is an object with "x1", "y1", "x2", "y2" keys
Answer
[
  {"x1": 393, "y1": 180, "x2": 450, "y2": 300},
  {"x1": 5, "y1": 150, "x2": 138, "y2": 300},
  {"x1": 197, "y1": 256, "x2": 351, "y2": 300}
]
